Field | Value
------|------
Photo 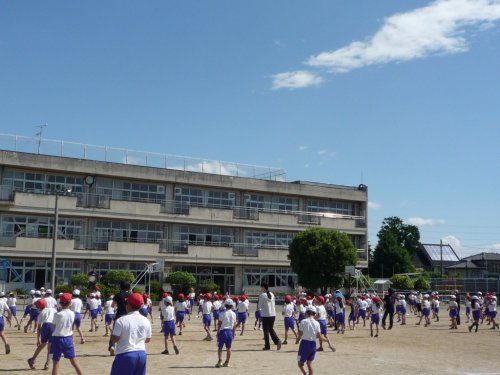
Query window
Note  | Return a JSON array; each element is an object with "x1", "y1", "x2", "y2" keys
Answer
[
  {"x1": 307, "y1": 199, "x2": 356, "y2": 216},
  {"x1": 174, "y1": 186, "x2": 235, "y2": 208},
  {"x1": 93, "y1": 220, "x2": 164, "y2": 244},
  {"x1": 244, "y1": 231, "x2": 295, "y2": 248},
  {"x1": 96, "y1": 178, "x2": 165, "y2": 203},
  {"x1": 2, "y1": 169, "x2": 84, "y2": 194},
  {"x1": 244, "y1": 194, "x2": 299, "y2": 212},
  {"x1": 243, "y1": 267, "x2": 297, "y2": 288},
  {"x1": 172, "y1": 225, "x2": 234, "y2": 245},
  {"x1": 0, "y1": 215, "x2": 82, "y2": 239}
]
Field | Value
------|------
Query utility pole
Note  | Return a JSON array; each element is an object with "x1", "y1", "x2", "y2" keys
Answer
[
  {"x1": 50, "y1": 194, "x2": 59, "y2": 291},
  {"x1": 440, "y1": 239, "x2": 444, "y2": 278},
  {"x1": 36, "y1": 123, "x2": 47, "y2": 154}
]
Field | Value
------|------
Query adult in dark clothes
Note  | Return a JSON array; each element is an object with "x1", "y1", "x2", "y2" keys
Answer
[
  {"x1": 108, "y1": 281, "x2": 130, "y2": 355},
  {"x1": 382, "y1": 288, "x2": 396, "y2": 330},
  {"x1": 257, "y1": 283, "x2": 281, "y2": 351}
]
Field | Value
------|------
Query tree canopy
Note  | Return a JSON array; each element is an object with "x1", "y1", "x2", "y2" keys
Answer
[
  {"x1": 370, "y1": 231, "x2": 415, "y2": 278},
  {"x1": 288, "y1": 228, "x2": 357, "y2": 291},
  {"x1": 165, "y1": 271, "x2": 196, "y2": 295},
  {"x1": 390, "y1": 274, "x2": 414, "y2": 290},
  {"x1": 378, "y1": 216, "x2": 421, "y2": 256}
]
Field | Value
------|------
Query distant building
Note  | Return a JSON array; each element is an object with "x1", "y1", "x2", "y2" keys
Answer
[
  {"x1": 413, "y1": 243, "x2": 460, "y2": 273},
  {"x1": 445, "y1": 252, "x2": 500, "y2": 278}
]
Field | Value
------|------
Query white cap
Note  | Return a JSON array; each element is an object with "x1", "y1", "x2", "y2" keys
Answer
[
  {"x1": 472, "y1": 295, "x2": 479, "y2": 300},
  {"x1": 95, "y1": 291, "x2": 101, "y2": 297},
  {"x1": 165, "y1": 296, "x2": 173, "y2": 304},
  {"x1": 225, "y1": 298, "x2": 234, "y2": 307},
  {"x1": 478, "y1": 291, "x2": 483, "y2": 295},
  {"x1": 90, "y1": 293, "x2": 96, "y2": 298},
  {"x1": 34, "y1": 290, "x2": 41, "y2": 296},
  {"x1": 306, "y1": 305, "x2": 317, "y2": 314},
  {"x1": 30, "y1": 289, "x2": 35, "y2": 295},
  {"x1": 492, "y1": 296, "x2": 497, "y2": 300},
  {"x1": 46, "y1": 289, "x2": 52, "y2": 294},
  {"x1": 424, "y1": 294, "x2": 430, "y2": 298},
  {"x1": 450, "y1": 295, "x2": 456, "y2": 299},
  {"x1": 73, "y1": 289, "x2": 80, "y2": 296},
  {"x1": 401, "y1": 295, "x2": 406, "y2": 299},
  {"x1": 40, "y1": 287, "x2": 45, "y2": 291}
]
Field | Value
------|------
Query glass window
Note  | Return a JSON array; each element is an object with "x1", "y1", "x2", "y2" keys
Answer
[{"x1": 307, "y1": 199, "x2": 357, "y2": 216}]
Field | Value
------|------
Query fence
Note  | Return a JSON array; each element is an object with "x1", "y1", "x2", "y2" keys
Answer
[
  {"x1": 429, "y1": 278, "x2": 500, "y2": 294},
  {"x1": 0, "y1": 133, "x2": 287, "y2": 181}
]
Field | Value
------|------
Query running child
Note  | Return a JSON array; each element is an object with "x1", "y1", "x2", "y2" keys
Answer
[
  {"x1": 0, "y1": 295, "x2": 11, "y2": 354},
  {"x1": 465, "y1": 293, "x2": 472, "y2": 323},
  {"x1": 487, "y1": 295, "x2": 498, "y2": 330},
  {"x1": 215, "y1": 298, "x2": 237, "y2": 368},
  {"x1": 25, "y1": 290, "x2": 42, "y2": 333},
  {"x1": 87, "y1": 293, "x2": 100, "y2": 332},
  {"x1": 282, "y1": 295, "x2": 297, "y2": 344},
  {"x1": 432, "y1": 294, "x2": 440, "y2": 322},
  {"x1": 296, "y1": 305, "x2": 321, "y2": 375},
  {"x1": 416, "y1": 294, "x2": 431, "y2": 327},
  {"x1": 334, "y1": 296, "x2": 345, "y2": 334},
  {"x1": 297, "y1": 298, "x2": 307, "y2": 324},
  {"x1": 469, "y1": 295, "x2": 481, "y2": 333},
  {"x1": 399, "y1": 294, "x2": 407, "y2": 325},
  {"x1": 314, "y1": 296, "x2": 335, "y2": 352},
  {"x1": 357, "y1": 296, "x2": 368, "y2": 327},
  {"x1": 160, "y1": 295, "x2": 179, "y2": 355},
  {"x1": 139, "y1": 294, "x2": 149, "y2": 318},
  {"x1": 347, "y1": 299, "x2": 357, "y2": 330},
  {"x1": 213, "y1": 295, "x2": 223, "y2": 332},
  {"x1": 448, "y1": 295, "x2": 459, "y2": 330},
  {"x1": 104, "y1": 294, "x2": 115, "y2": 337},
  {"x1": 174, "y1": 293, "x2": 188, "y2": 335},
  {"x1": 202, "y1": 293, "x2": 214, "y2": 341},
  {"x1": 7, "y1": 292, "x2": 20, "y2": 328},
  {"x1": 27, "y1": 298, "x2": 56, "y2": 370},
  {"x1": 70, "y1": 289, "x2": 85, "y2": 344},
  {"x1": 235, "y1": 295, "x2": 248, "y2": 336},
  {"x1": 50, "y1": 293, "x2": 83, "y2": 375},
  {"x1": 370, "y1": 296, "x2": 382, "y2": 337}
]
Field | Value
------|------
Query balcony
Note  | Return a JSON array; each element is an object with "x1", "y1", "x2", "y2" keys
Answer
[
  {"x1": 0, "y1": 186, "x2": 14, "y2": 202},
  {"x1": 76, "y1": 194, "x2": 110, "y2": 209},
  {"x1": 233, "y1": 207, "x2": 259, "y2": 220},
  {"x1": 0, "y1": 234, "x2": 76, "y2": 254}
]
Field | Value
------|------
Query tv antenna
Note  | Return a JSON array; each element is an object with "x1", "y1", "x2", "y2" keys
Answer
[{"x1": 35, "y1": 123, "x2": 47, "y2": 154}]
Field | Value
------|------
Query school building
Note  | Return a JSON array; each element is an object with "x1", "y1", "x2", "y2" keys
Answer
[{"x1": 0, "y1": 135, "x2": 368, "y2": 294}]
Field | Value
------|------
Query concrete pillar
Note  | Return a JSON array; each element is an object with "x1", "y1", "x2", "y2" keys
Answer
[{"x1": 234, "y1": 265, "x2": 243, "y2": 294}]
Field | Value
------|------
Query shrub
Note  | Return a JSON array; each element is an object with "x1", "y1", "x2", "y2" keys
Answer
[
  {"x1": 96, "y1": 283, "x2": 118, "y2": 299},
  {"x1": 102, "y1": 270, "x2": 135, "y2": 287},
  {"x1": 413, "y1": 276, "x2": 431, "y2": 291},
  {"x1": 165, "y1": 271, "x2": 196, "y2": 296},
  {"x1": 55, "y1": 284, "x2": 72, "y2": 294},
  {"x1": 199, "y1": 280, "x2": 220, "y2": 294},
  {"x1": 71, "y1": 273, "x2": 89, "y2": 288},
  {"x1": 390, "y1": 274, "x2": 414, "y2": 290}
]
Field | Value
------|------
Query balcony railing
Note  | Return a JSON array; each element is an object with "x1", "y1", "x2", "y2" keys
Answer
[
  {"x1": 297, "y1": 214, "x2": 321, "y2": 225},
  {"x1": 0, "y1": 185, "x2": 14, "y2": 202},
  {"x1": 0, "y1": 235, "x2": 16, "y2": 247},
  {"x1": 160, "y1": 201, "x2": 189, "y2": 215},
  {"x1": 233, "y1": 207, "x2": 259, "y2": 220}
]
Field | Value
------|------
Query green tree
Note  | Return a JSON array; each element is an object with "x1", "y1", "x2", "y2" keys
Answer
[
  {"x1": 101, "y1": 270, "x2": 135, "y2": 287},
  {"x1": 413, "y1": 276, "x2": 431, "y2": 291},
  {"x1": 370, "y1": 231, "x2": 415, "y2": 278},
  {"x1": 390, "y1": 274, "x2": 414, "y2": 290},
  {"x1": 288, "y1": 228, "x2": 357, "y2": 292},
  {"x1": 378, "y1": 217, "x2": 421, "y2": 256},
  {"x1": 199, "y1": 280, "x2": 220, "y2": 294},
  {"x1": 70, "y1": 273, "x2": 89, "y2": 288},
  {"x1": 165, "y1": 271, "x2": 196, "y2": 295}
]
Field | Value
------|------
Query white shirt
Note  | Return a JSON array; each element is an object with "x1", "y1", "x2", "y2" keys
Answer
[
  {"x1": 161, "y1": 304, "x2": 175, "y2": 321},
  {"x1": 299, "y1": 304, "x2": 306, "y2": 314},
  {"x1": 359, "y1": 300, "x2": 368, "y2": 310},
  {"x1": 218, "y1": 309, "x2": 236, "y2": 331},
  {"x1": 400, "y1": 300, "x2": 407, "y2": 309},
  {"x1": 316, "y1": 305, "x2": 327, "y2": 321},
  {"x1": 213, "y1": 300, "x2": 222, "y2": 311},
  {"x1": 449, "y1": 301, "x2": 458, "y2": 309},
  {"x1": 258, "y1": 292, "x2": 276, "y2": 317},
  {"x1": 88, "y1": 298, "x2": 100, "y2": 310},
  {"x1": 112, "y1": 311, "x2": 152, "y2": 355},
  {"x1": 189, "y1": 292, "x2": 195, "y2": 299},
  {"x1": 38, "y1": 307, "x2": 57, "y2": 325},
  {"x1": 52, "y1": 309, "x2": 75, "y2": 337},
  {"x1": 105, "y1": 300, "x2": 115, "y2": 315},
  {"x1": 7, "y1": 297, "x2": 16, "y2": 307},
  {"x1": 299, "y1": 318, "x2": 321, "y2": 341},
  {"x1": 0, "y1": 300, "x2": 9, "y2": 315},
  {"x1": 423, "y1": 300, "x2": 431, "y2": 309},
  {"x1": 70, "y1": 298, "x2": 83, "y2": 313},
  {"x1": 372, "y1": 303, "x2": 381, "y2": 314},
  {"x1": 283, "y1": 303, "x2": 295, "y2": 318},
  {"x1": 174, "y1": 301, "x2": 188, "y2": 312},
  {"x1": 236, "y1": 301, "x2": 248, "y2": 313},
  {"x1": 488, "y1": 300, "x2": 497, "y2": 312},
  {"x1": 202, "y1": 301, "x2": 213, "y2": 315},
  {"x1": 44, "y1": 296, "x2": 58, "y2": 309}
]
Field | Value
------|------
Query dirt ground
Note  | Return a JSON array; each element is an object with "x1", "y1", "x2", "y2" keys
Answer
[{"x1": 1, "y1": 306, "x2": 499, "y2": 375}]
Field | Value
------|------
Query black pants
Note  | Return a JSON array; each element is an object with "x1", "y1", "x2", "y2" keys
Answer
[
  {"x1": 382, "y1": 307, "x2": 394, "y2": 328},
  {"x1": 262, "y1": 316, "x2": 280, "y2": 349}
]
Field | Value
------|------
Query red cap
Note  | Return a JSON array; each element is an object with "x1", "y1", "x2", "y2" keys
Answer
[
  {"x1": 232, "y1": 296, "x2": 238, "y2": 302},
  {"x1": 284, "y1": 295, "x2": 292, "y2": 303},
  {"x1": 336, "y1": 296, "x2": 342, "y2": 302},
  {"x1": 126, "y1": 292, "x2": 144, "y2": 309},
  {"x1": 239, "y1": 295, "x2": 246, "y2": 301},
  {"x1": 205, "y1": 293, "x2": 212, "y2": 300},
  {"x1": 315, "y1": 296, "x2": 325, "y2": 304},
  {"x1": 178, "y1": 293, "x2": 184, "y2": 301},
  {"x1": 35, "y1": 298, "x2": 47, "y2": 310},
  {"x1": 162, "y1": 292, "x2": 169, "y2": 299},
  {"x1": 142, "y1": 293, "x2": 149, "y2": 299},
  {"x1": 60, "y1": 293, "x2": 72, "y2": 305}
]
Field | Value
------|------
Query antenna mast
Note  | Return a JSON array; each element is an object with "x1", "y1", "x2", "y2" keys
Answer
[{"x1": 35, "y1": 123, "x2": 47, "y2": 154}]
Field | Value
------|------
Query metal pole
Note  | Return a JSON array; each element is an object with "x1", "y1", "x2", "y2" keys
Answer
[
  {"x1": 440, "y1": 239, "x2": 443, "y2": 278},
  {"x1": 50, "y1": 194, "x2": 59, "y2": 291}
]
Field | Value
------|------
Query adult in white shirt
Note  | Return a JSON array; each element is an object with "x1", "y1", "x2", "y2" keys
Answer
[
  {"x1": 111, "y1": 293, "x2": 152, "y2": 375},
  {"x1": 257, "y1": 282, "x2": 281, "y2": 351},
  {"x1": 0, "y1": 297, "x2": 11, "y2": 354}
]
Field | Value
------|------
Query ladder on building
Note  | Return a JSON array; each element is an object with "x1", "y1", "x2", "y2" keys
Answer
[{"x1": 0, "y1": 259, "x2": 26, "y2": 292}]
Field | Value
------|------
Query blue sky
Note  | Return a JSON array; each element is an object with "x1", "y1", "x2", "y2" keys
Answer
[{"x1": 1, "y1": 0, "x2": 499, "y2": 256}]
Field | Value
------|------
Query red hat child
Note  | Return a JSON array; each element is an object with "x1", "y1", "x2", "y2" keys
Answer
[
  {"x1": 35, "y1": 298, "x2": 47, "y2": 310},
  {"x1": 126, "y1": 292, "x2": 144, "y2": 310}
]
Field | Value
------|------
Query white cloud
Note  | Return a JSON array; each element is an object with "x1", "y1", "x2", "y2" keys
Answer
[
  {"x1": 407, "y1": 217, "x2": 445, "y2": 226},
  {"x1": 298, "y1": 145, "x2": 308, "y2": 151},
  {"x1": 318, "y1": 149, "x2": 328, "y2": 155},
  {"x1": 271, "y1": 70, "x2": 323, "y2": 90},
  {"x1": 368, "y1": 201, "x2": 382, "y2": 210},
  {"x1": 492, "y1": 243, "x2": 500, "y2": 249},
  {"x1": 442, "y1": 235, "x2": 461, "y2": 250},
  {"x1": 306, "y1": 0, "x2": 500, "y2": 73}
]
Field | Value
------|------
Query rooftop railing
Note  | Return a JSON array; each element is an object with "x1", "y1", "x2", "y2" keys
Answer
[{"x1": 0, "y1": 133, "x2": 287, "y2": 181}]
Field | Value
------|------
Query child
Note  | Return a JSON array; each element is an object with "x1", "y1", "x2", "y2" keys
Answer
[
  {"x1": 87, "y1": 293, "x2": 100, "y2": 332},
  {"x1": 174, "y1": 293, "x2": 188, "y2": 335},
  {"x1": 215, "y1": 298, "x2": 236, "y2": 368},
  {"x1": 213, "y1": 295, "x2": 223, "y2": 332},
  {"x1": 27, "y1": 298, "x2": 56, "y2": 370},
  {"x1": 7, "y1": 292, "x2": 20, "y2": 328},
  {"x1": 298, "y1": 298, "x2": 307, "y2": 324},
  {"x1": 334, "y1": 296, "x2": 345, "y2": 334},
  {"x1": 325, "y1": 295, "x2": 335, "y2": 328},
  {"x1": 487, "y1": 295, "x2": 498, "y2": 330},
  {"x1": 296, "y1": 305, "x2": 321, "y2": 375},
  {"x1": 370, "y1": 296, "x2": 382, "y2": 337},
  {"x1": 104, "y1": 294, "x2": 115, "y2": 337},
  {"x1": 469, "y1": 295, "x2": 481, "y2": 333},
  {"x1": 51, "y1": 293, "x2": 83, "y2": 375},
  {"x1": 188, "y1": 288, "x2": 196, "y2": 314},
  {"x1": 139, "y1": 294, "x2": 149, "y2": 318},
  {"x1": 399, "y1": 295, "x2": 407, "y2": 325},
  {"x1": 432, "y1": 294, "x2": 440, "y2": 322},
  {"x1": 44, "y1": 289, "x2": 58, "y2": 309},
  {"x1": 25, "y1": 290, "x2": 42, "y2": 333},
  {"x1": 0, "y1": 295, "x2": 11, "y2": 354},
  {"x1": 357, "y1": 296, "x2": 368, "y2": 327},
  {"x1": 235, "y1": 295, "x2": 248, "y2": 336},
  {"x1": 314, "y1": 296, "x2": 335, "y2": 352},
  {"x1": 95, "y1": 291, "x2": 103, "y2": 321},
  {"x1": 70, "y1": 289, "x2": 85, "y2": 344},
  {"x1": 145, "y1": 294, "x2": 154, "y2": 323},
  {"x1": 202, "y1": 293, "x2": 213, "y2": 340},
  {"x1": 448, "y1": 295, "x2": 459, "y2": 330},
  {"x1": 416, "y1": 294, "x2": 431, "y2": 327},
  {"x1": 347, "y1": 299, "x2": 357, "y2": 330},
  {"x1": 282, "y1": 295, "x2": 297, "y2": 344},
  {"x1": 465, "y1": 293, "x2": 472, "y2": 323},
  {"x1": 160, "y1": 296, "x2": 179, "y2": 355}
]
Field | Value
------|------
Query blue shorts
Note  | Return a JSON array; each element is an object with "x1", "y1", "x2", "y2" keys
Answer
[
  {"x1": 203, "y1": 314, "x2": 211, "y2": 327},
  {"x1": 189, "y1": 299, "x2": 195, "y2": 307},
  {"x1": 472, "y1": 310, "x2": 481, "y2": 321},
  {"x1": 90, "y1": 309, "x2": 99, "y2": 319},
  {"x1": 23, "y1": 305, "x2": 30, "y2": 317},
  {"x1": 466, "y1": 307, "x2": 471, "y2": 314},
  {"x1": 327, "y1": 310, "x2": 335, "y2": 318},
  {"x1": 28, "y1": 309, "x2": 39, "y2": 323},
  {"x1": 358, "y1": 310, "x2": 366, "y2": 319},
  {"x1": 217, "y1": 329, "x2": 234, "y2": 350},
  {"x1": 284, "y1": 316, "x2": 295, "y2": 330},
  {"x1": 98, "y1": 305, "x2": 103, "y2": 315},
  {"x1": 449, "y1": 309, "x2": 458, "y2": 318},
  {"x1": 111, "y1": 351, "x2": 147, "y2": 375},
  {"x1": 139, "y1": 307, "x2": 148, "y2": 317},
  {"x1": 433, "y1": 307, "x2": 440, "y2": 314},
  {"x1": 298, "y1": 340, "x2": 316, "y2": 363},
  {"x1": 213, "y1": 310, "x2": 220, "y2": 321},
  {"x1": 51, "y1": 336, "x2": 76, "y2": 361},
  {"x1": 73, "y1": 313, "x2": 81, "y2": 328},
  {"x1": 40, "y1": 323, "x2": 54, "y2": 344},
  {"x1": 9, "y1": 306, "x2": 17, "y2": 316},
  {"x1": 255, "y1": 310, "x2": 261, "y2": 320},
  {"x1": 401, "y1": 308, "x2": 407, "y2": 315},
  {"x1": 318, "y1": 319, "x2": 327, "y2": 335},
  {"x1": 298, "y1": 313, "x2": 305, "y2": 323},
  {"x1": 0, "y1": 317, "x2": 4, "y2": 332},
  {"x1": 105, "y1": 314, "x2": 115, "y2": 326},
  {"x1": 176, "y1": 311, "x2": 185, "y2": 324},
  {"x1": 371, "y1": 313, "x2": 380, "y2": 325},
  {"x1": 349, "y1": 311, "x2": 357, "y2": 321},
  {"x1": 490, "y1": 311, "x2": 497, "y2": 319},
  {"x1": 237, "y1": 312, "x2": 247, "y2": 324},
  {"x1": 422, "y1": 308, "x2": 430, "y2": 317},
  {"x1": 163, "y1": 320, "x2": 176, "y2": 337},
  {"x1": 336, "y1": 312, "x2": 345, "y2": 324}
]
